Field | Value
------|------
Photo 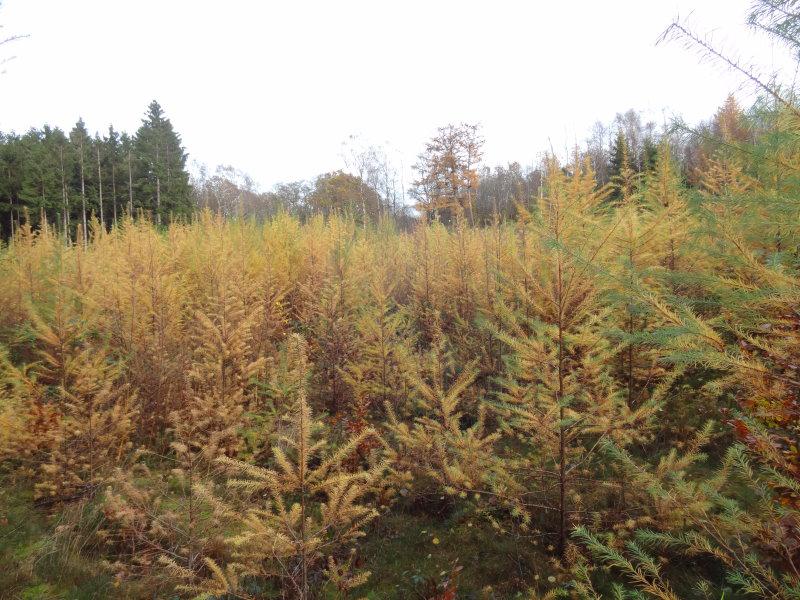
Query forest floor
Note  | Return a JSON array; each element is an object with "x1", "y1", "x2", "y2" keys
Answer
[
  {"x1": 0, "y1": 478, "x2": 738, "y2": 599},
  {"x1": 0, "y1": 479, "x2": 561, "y2": 600}
]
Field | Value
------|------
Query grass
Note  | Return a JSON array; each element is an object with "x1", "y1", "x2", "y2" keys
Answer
[
  {"x1": 0, "y1": 477, "x2": 741, "y2": 599},
  {"x1": 0, "y1": 479, "x2": 114, "y2": 600},
  {"x1": 349, "y1": 502, "x2": 561, "y2": 599}
]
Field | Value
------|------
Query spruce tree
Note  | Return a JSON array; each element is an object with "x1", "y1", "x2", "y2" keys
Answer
[
  {"x1": 640, "y1": 135, "x2": 658, "y2": 172},
  {"x1": 121, "y1": 132, "x2": 135, "y2": 216},
  {"x1": 104, "y1": 125, "x2": 122, "y2": 226},
  {"x1": 19, "y1": 127, "x2": 61, "y2": 228},
  {"x1": 133, "y1": 100, "x2": 191, "y2": 225},
  {"x1": 69, "y1": 118, "x2": 90, "y2": 245},
  {"x1": 0, "y1": 132, "x2": 23, "y2": 238}
]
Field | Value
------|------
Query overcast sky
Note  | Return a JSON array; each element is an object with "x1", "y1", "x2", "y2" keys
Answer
[{"x1": 0, "y1": 0, "x2": 796, "y2": 190}]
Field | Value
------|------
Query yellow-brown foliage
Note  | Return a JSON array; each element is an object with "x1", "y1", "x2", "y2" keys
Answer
[{"x1": 0, "y1": 120, "x2": 797, "y2": 600}]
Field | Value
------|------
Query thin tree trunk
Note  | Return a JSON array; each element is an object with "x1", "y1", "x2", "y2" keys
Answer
[
  {"x1": 628, "y1": 313, "x2": 635, "y2": 407},
  {"x1": 299, "y1": 400, "x2": 308, "y2": 600},
  {"x1": 556, "y1": 222, "x2": 567, "y2": 557},
  {"x1": 628, "y1": 247, "x2": 635, "y2": 407},
  {"x1": 96, "y1": 146, "x2": 104, "y2": 230},
  {"x1": 128, "y1": 150, "x2": 134, "y2": 216},
  {"x1": 188, "y1": 456, "x2": 196, "y2": 574},
  {"x1": 399, "y1": 158, "x2": 405, "y2": 215},
  {"x1": 60, "y1": 146, "x2": 69, "y2": 243},
  {"x1": 156, "y1": 175, "x2": 161, "y2": 226},
  {"x1": 79, "y1": 139, "x2": 87, "y2": 247},
  {"x1": 557, "y1": 274, "x2": 566, "y2": 557},
  {"x1": 111, "y1": 164, "x2": 118, "y2": 226},
  {"x1": 9, "y1": 187, "x2": 14, "y2": 238},
  {"x1": 40, "y1": 175, "x2": 46, "y2": 226},
  {"x1": 155, "y1": 144, "x2": 162, "y2": 226},
  {"x1": 669, "y1": 236, "x2": 676, "y2": 271}
]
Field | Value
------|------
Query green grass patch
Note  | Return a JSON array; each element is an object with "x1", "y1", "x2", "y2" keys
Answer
[
  {"x1": 352, "y1": 505, "x2": 560, "y2": 599},
  {"x1": 0, "y1": 479, "x2": 114, "y2": 600}
]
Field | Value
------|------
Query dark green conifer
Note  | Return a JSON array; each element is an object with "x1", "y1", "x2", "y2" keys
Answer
[{"x1": 133, "y1": 100, "x2": 192, "y2": 225}]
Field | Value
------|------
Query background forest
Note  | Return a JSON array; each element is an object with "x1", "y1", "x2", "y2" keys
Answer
[{"x1": 2, "y1": 2, "x2": 800, "y2": 600}]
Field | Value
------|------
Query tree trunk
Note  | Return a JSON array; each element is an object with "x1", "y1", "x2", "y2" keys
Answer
[
  {"x1": 111, "y1": 164, "x2": 118, "y2": 226},
  {"x1": 628, "y1": 248, "x2": 635, "y2": 407},
  {"x1": 9, "y1": 188, "x2": 14, "y2": 239},
  {"x1": 557, "y1": 239, "x2": 567, "y2": 557},
  {"x1": 628, "y1": 313, "x2": 635, "y2": 407},
  {"x1": 80, "y1": 140, "x2": 87, "y2": 247},
  {"x1": 299, "y1": 401, "x2": 309, "y2": 600},
  {"x1": 60, "y1": 146, "x2": 69, "y2": 243},
  {"x1": 156, "y1": 175, "x2": 161, "y2": 226},
  {"x1": 96, "y1": 147, "x2": 104, "y2": 230},
  {"x1": 155, "y1": 144, "x2": 161, "y2": 226},
  {"x1": 128, "y1": 150, "x2": 134, "y2": 216}
]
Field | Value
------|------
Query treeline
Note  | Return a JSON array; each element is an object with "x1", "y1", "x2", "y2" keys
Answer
[
  {"x1": 1, "y1": 95, "x2": 745, "y2": 242},
  {"x1": 192, "y1": 165, "x2": 417, "y2": 226},
  {"x1": 189, "y1": 106, "x2": 746, "y2": 227},
  {"x1": 0, "y1": 101, "x2": 191, "y2": 241}
]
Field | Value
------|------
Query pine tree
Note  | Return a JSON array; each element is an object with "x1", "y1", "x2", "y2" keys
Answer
[
  {"x1": 104, "y1": 125, "x2": 122, "y2": 226},
  {"x1": 134, "y1": 100, "x2": 191, "y2": 225},
  {"x1": 713, "y1": 94, "x2": 749, "y2": 143},
  {"x1": 642, "y1": 141, "x2": 690, "y2": 272},
  {"x1": 440, "y1": 212, "x2": 485, "y2": 377},
  {"x1": 640, "y1": 135, "x2": 659, "y2": 173},
  {"x1": 259, "y1": 333, "x2": 312, "y2": 417},
  {"x1": 101, "y1": 219, "x2": 190, "y2": 446},
  {"x1": 0, "y1": 346, "x2": 59, "y2": 469},
  {"x1": 633, "y1": 115, "x2": 800, "y2": 499},
  {"x1": 100, "y1": 446, "x2": 232, "y2": 590},
  {"x1": 606, "y1": 146, "x2": 686, "y2": 412},
  {"x1": 69, "y1": 118, "x2": 91, "y2": 246},
  {"x1": 0, "y1": 132, "x2": 24, "y2": 238},
  {"x1": 19, "y1": 127, "x2": 61, "y2": 229},
  {"x1": 409, "y1": 215, "x2": 449, "y2": 346}
]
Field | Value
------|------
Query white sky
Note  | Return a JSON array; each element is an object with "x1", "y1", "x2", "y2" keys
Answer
[{"x1": 0, "y1": 0, "x2": 797, "y2": 191}]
